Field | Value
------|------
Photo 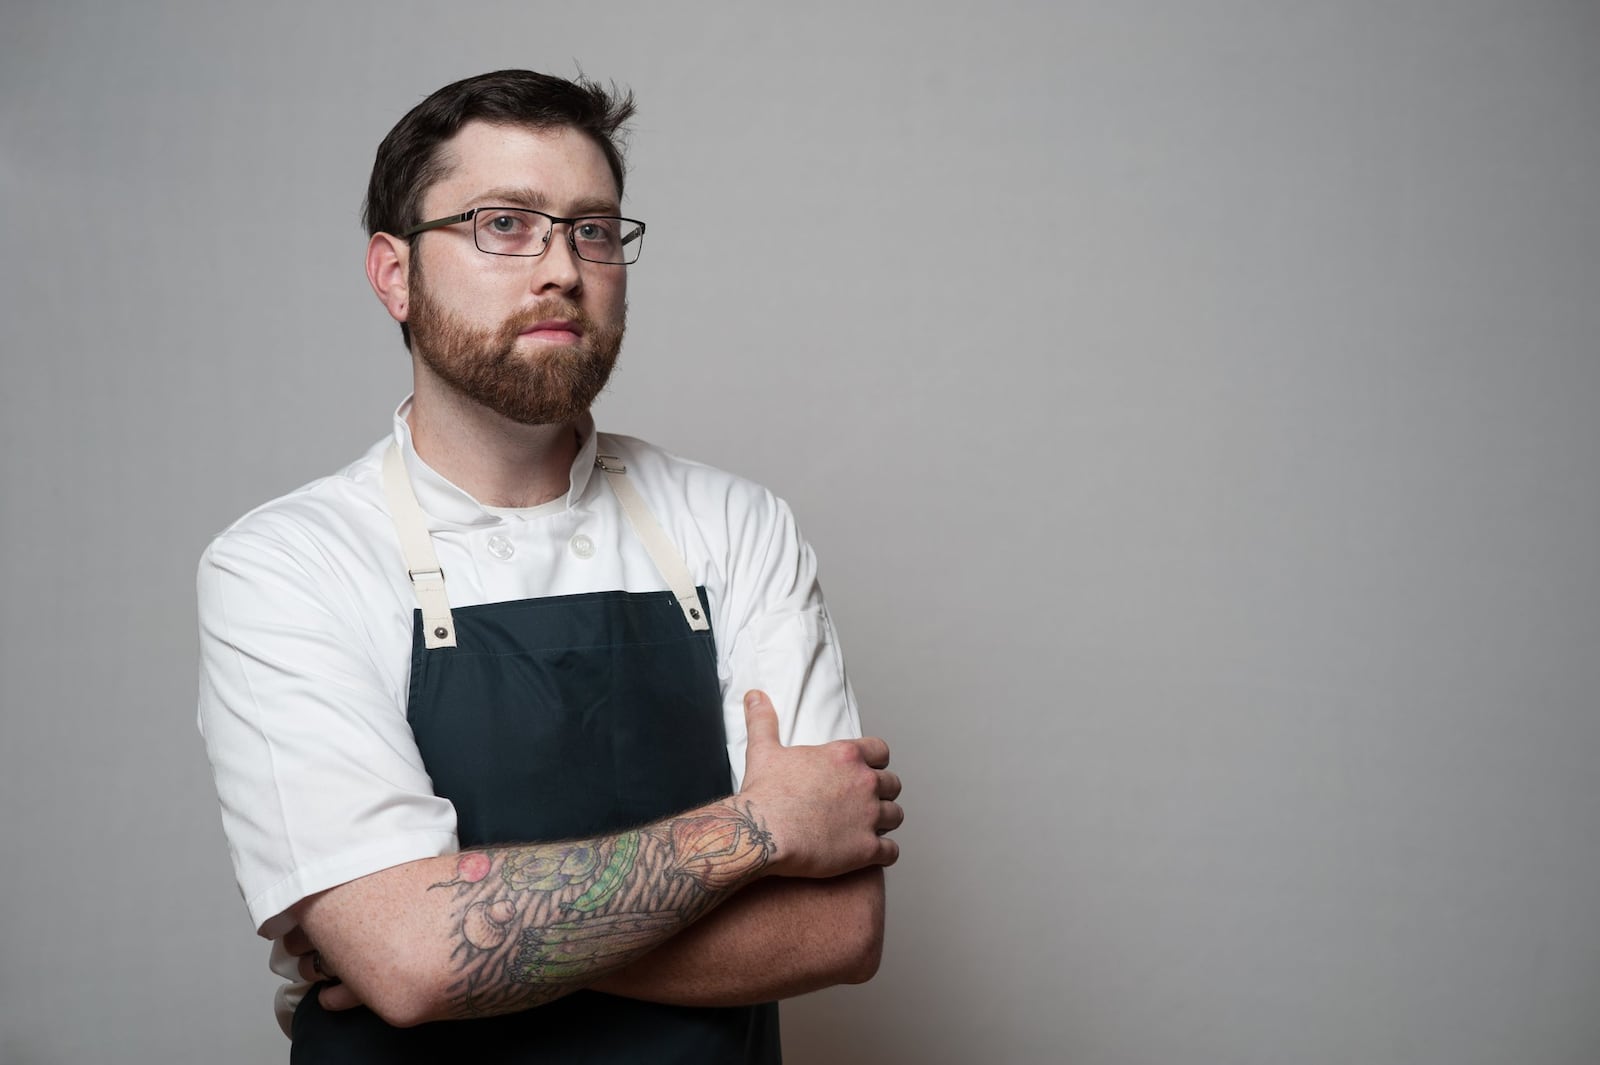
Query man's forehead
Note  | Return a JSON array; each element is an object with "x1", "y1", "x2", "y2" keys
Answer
[
  {"x1": 424, "y1": 121, "x2": 620, "y2": 211},
  {"x1": 464, "y1": 184, "x2": 620, "y2": 216}
]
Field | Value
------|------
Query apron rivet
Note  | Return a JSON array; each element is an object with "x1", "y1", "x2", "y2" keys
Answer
[
  {"x1": 689, "y1": 608, "x2": 701, "y2": 620},
  {"x1": 434, "y1": 626, "x2": 449, "y2": 639}
]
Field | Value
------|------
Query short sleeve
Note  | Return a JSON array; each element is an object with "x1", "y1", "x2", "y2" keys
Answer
[
  {"x1": 197, "y1": 527, "x2": 457, "y2": 938},
  {"x1": 717, "y1": 491, "x2": 862, "y2": 788}
]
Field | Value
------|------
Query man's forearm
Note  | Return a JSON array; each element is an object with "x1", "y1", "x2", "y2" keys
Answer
[
  {"x1": 295, "y1": 695, "x2": 901, "y2": 1026},
  {"x1": 298, "y1": 799, "x2": 777, "y2": 1026},
  {"x1": 592, "y1": 868, "x2": 885, "y2": 1006}
]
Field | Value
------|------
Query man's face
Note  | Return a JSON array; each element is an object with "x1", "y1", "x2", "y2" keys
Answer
[{"x1": 403, "y1": 121, "x2": 629, "y2": 426}]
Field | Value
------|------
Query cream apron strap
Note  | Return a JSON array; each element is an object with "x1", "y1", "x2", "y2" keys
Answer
[
  {"x1": 595, "y1": 442, "x2": 711, "y2": 633},
  {"x1": 381, "y1": 442, "x2": 458, "y2": 648}
]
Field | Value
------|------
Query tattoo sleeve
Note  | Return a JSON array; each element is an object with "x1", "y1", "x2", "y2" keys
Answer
[{"x1": 426, "y1": 800, "x2": 773, "y2": 1018}]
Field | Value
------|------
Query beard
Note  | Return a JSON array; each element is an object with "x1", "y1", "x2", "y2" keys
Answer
[{"x1": 407, "y1": 268, "x2": 625, "y2": 426}]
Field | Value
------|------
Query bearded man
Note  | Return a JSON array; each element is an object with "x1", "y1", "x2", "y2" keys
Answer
[{"x1": 196, "y1": 69, "x2": 903, "y2": 1065}]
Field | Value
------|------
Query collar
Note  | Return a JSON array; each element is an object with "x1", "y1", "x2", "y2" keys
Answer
[{"x1": 390, "y1": 396, "x2": 599, "y2": 526}]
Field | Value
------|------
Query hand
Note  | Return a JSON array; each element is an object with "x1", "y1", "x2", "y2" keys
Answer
[
  {"x1": 738, "y1": 690, "x2": 904, "y2": 879},
  {"x1": 283, "y1": 925, "x2": 363, "y2": 1012}
]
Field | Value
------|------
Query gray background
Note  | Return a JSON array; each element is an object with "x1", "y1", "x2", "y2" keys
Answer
[{"x1": 2, "y1": 1, "x2": 1597, "y2": 1063}]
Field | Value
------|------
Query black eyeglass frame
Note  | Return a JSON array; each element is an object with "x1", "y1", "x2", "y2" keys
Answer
[{"x1": 401, "y1": 207, "x2": 647, "y2": 265}]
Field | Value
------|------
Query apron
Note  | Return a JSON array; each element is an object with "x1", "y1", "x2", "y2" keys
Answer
[{"x1": 290, "y1": 438, "x2": 781, "y2": 1064}]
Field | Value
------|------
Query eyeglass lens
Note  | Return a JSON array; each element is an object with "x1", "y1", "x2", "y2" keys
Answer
[{"x1": 474, "y1": 209, "x2": 644, "y2": 264}]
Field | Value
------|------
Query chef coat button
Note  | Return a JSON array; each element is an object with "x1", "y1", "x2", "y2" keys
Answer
[
  {"x1": 487, "y1": 534, "x2": 515, "y2": 560},
  {"x1": 569, "y1": 533, "x2": 595, "y2": 560}
]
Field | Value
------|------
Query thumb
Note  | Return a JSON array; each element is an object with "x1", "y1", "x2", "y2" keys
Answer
[{"x1": 743, "y1": 690, "x2": 781, "y2": 753}]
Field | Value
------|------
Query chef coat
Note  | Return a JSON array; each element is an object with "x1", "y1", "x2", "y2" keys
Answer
[{"x1": 196, "y1": 398, "x2": 860, "y2": 1031}]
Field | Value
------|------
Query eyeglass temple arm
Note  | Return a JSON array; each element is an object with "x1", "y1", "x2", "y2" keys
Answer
[{"x1": 400, "y1": 212, "x2": 475, "y2": 239}]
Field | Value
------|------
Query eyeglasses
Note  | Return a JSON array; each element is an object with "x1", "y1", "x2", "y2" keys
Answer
[{"x1": 402, "y1": 207, "x2": 647, "y2": 265}]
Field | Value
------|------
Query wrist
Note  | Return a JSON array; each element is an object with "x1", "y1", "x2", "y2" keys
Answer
[{"x1": 669, "y1": 798, "x2": 780, "y2": 887}]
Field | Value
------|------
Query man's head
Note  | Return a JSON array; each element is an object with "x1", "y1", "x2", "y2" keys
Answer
[{"x1": 363, "y1": 71, "x2": 637, "y2": 426}]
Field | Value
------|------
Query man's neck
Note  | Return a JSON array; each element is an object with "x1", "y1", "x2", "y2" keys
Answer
[{"x1": 407, "y1": 369, "x2": 583, "y2": 509}]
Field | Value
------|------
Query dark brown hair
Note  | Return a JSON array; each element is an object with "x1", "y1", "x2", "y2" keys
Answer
[{"x1": 363, "y1": 68, "x2": 635, "y2": 238}]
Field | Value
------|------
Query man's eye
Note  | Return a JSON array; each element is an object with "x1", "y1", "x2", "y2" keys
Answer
[
  {"x1": 486, "y1": 214, "x2": 526, "y2": 234},
  {"x1": 575, "y1": 221, "x2": 617, "y2": 244}
]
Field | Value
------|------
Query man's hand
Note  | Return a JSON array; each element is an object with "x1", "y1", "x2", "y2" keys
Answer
[{"x1": 737, "y1": 690, "x2": 903, "y2": 879}]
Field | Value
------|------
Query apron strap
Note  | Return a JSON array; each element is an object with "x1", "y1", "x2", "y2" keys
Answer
[
  {"x1": 381, "y1": 442, "x2": 458, "y2": 649},
  {"x1": 381, "y1": 437, "x2": 709, "y2": 642},
  {"x1": 595, "y1": 440, "x2": 712, "y2": 633}
]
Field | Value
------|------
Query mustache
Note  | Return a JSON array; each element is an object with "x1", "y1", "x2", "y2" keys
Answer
[{"x1": 503, "y1": 299, "x2": 593, "y2": 335}]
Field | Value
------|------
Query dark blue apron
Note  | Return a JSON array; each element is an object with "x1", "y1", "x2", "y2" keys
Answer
[{"x1": 289, "y1": 442, "x2": 781, "y2": 1064}]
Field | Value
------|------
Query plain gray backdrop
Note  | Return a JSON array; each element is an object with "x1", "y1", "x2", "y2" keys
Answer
[{"x1": 3, "y1": 2, "x2": 1598, "y2": 1063}]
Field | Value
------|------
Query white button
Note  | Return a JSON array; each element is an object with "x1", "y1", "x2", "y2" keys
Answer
[
  {"x1": 569, "y1": 533, "x2": 595, "y2": 560},
  {"x1": 487, "y1": 534, "x2": 515, "y2": 561}
]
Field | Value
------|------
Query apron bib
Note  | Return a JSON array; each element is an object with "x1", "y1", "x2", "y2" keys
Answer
[{"x1": 290, "y1": 439, "x2": 780, "y2": 1064}]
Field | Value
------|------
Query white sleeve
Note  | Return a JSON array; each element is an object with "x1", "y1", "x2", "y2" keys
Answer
[
  {"x1": 196, "y1": 528, "x2": 457, "y2": 938},
  {"x1": 718, "y1": 490, "x2": 862, "y2": 789}
]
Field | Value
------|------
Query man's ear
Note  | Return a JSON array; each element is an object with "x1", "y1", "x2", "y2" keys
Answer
[{"x1": 366, "y1": 233, "x2": 411, "y2": 324}]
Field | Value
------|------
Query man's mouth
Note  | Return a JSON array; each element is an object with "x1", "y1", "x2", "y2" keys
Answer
[{"x1": 519, "y1": 319, "x2": 584, "y2": 344}]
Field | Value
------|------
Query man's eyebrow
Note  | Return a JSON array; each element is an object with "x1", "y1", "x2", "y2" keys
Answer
[{"x1": 471, "y1": 186, "x2": 622, "y2": 216}]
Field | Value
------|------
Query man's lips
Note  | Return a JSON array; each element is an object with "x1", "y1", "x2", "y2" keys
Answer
[{"x1": 519, "y1": 319, "x2": 583, "y2": 343}]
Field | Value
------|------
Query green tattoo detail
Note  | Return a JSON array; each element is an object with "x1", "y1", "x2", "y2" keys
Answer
[
  {"x1": 502, "y1": 844, "x2": 601, "y2": 892},
  {"x1": 510, "y1": 912, "x2": 679, "y2": 983},
  {"x1": 563, "y1": 831, "x2": 639, "y2": 913}
]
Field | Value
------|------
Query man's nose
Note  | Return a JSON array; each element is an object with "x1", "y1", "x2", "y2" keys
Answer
[{"x1": 530, "y1": 224, "x2": 583, "y2": 293}]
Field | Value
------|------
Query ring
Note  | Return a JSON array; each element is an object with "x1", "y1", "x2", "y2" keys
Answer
[{"x1": 311, "y1": 951, "x2": 325, "y2": 978}]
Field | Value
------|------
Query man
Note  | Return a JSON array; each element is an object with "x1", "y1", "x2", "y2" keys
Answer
[{"x1": 196, "y1": 70, "x2": 902, "y2": 1063}]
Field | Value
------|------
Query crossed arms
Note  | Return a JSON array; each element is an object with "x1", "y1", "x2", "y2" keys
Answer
[{"x1": 288, "y1": 691, "x2": 904, "y2": 1027}]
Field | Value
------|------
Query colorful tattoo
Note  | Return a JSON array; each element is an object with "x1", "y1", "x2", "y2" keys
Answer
[
  {"x1": 427, "y1": 801, "x2": 774, "y2": 1018},
  {"x1": 563, "y1": 831, "x2": 639, "y2": 913}
]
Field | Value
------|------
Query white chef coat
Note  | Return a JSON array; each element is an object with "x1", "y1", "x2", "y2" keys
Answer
[{"x1": 196, "y1": 398, "x2": 860, "y2": 944}]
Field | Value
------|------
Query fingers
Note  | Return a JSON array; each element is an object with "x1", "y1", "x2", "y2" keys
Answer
[
  {"x1": 742, "y1": 690, "x2": 780, "y2": 750},
  {"x1": 874, "y1": 834, "x2": 901, "y2": 868},
  {"x1": 297, "y1": 949, "x2": 355, "y2": 1011},
  {"x1": 297, "y1": 950, "x2": 334, "y2": 984},
  {"x1": 877, "y1": 799, "x2": 905, "y2": 834},
  {"x1": 854, "y1": 735, "x2": 891, "y2": 770},
  {"x1": 318, "y1": 982, "x2": 361, "y2": 1012},
  {"x1": 876, "y1": 769, "x2": 901, "y2": 800}
]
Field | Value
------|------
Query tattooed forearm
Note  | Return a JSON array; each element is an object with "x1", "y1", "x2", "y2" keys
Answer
[{"x1": 427, "y1": 800, "x2": 774, "y2": 1018}]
